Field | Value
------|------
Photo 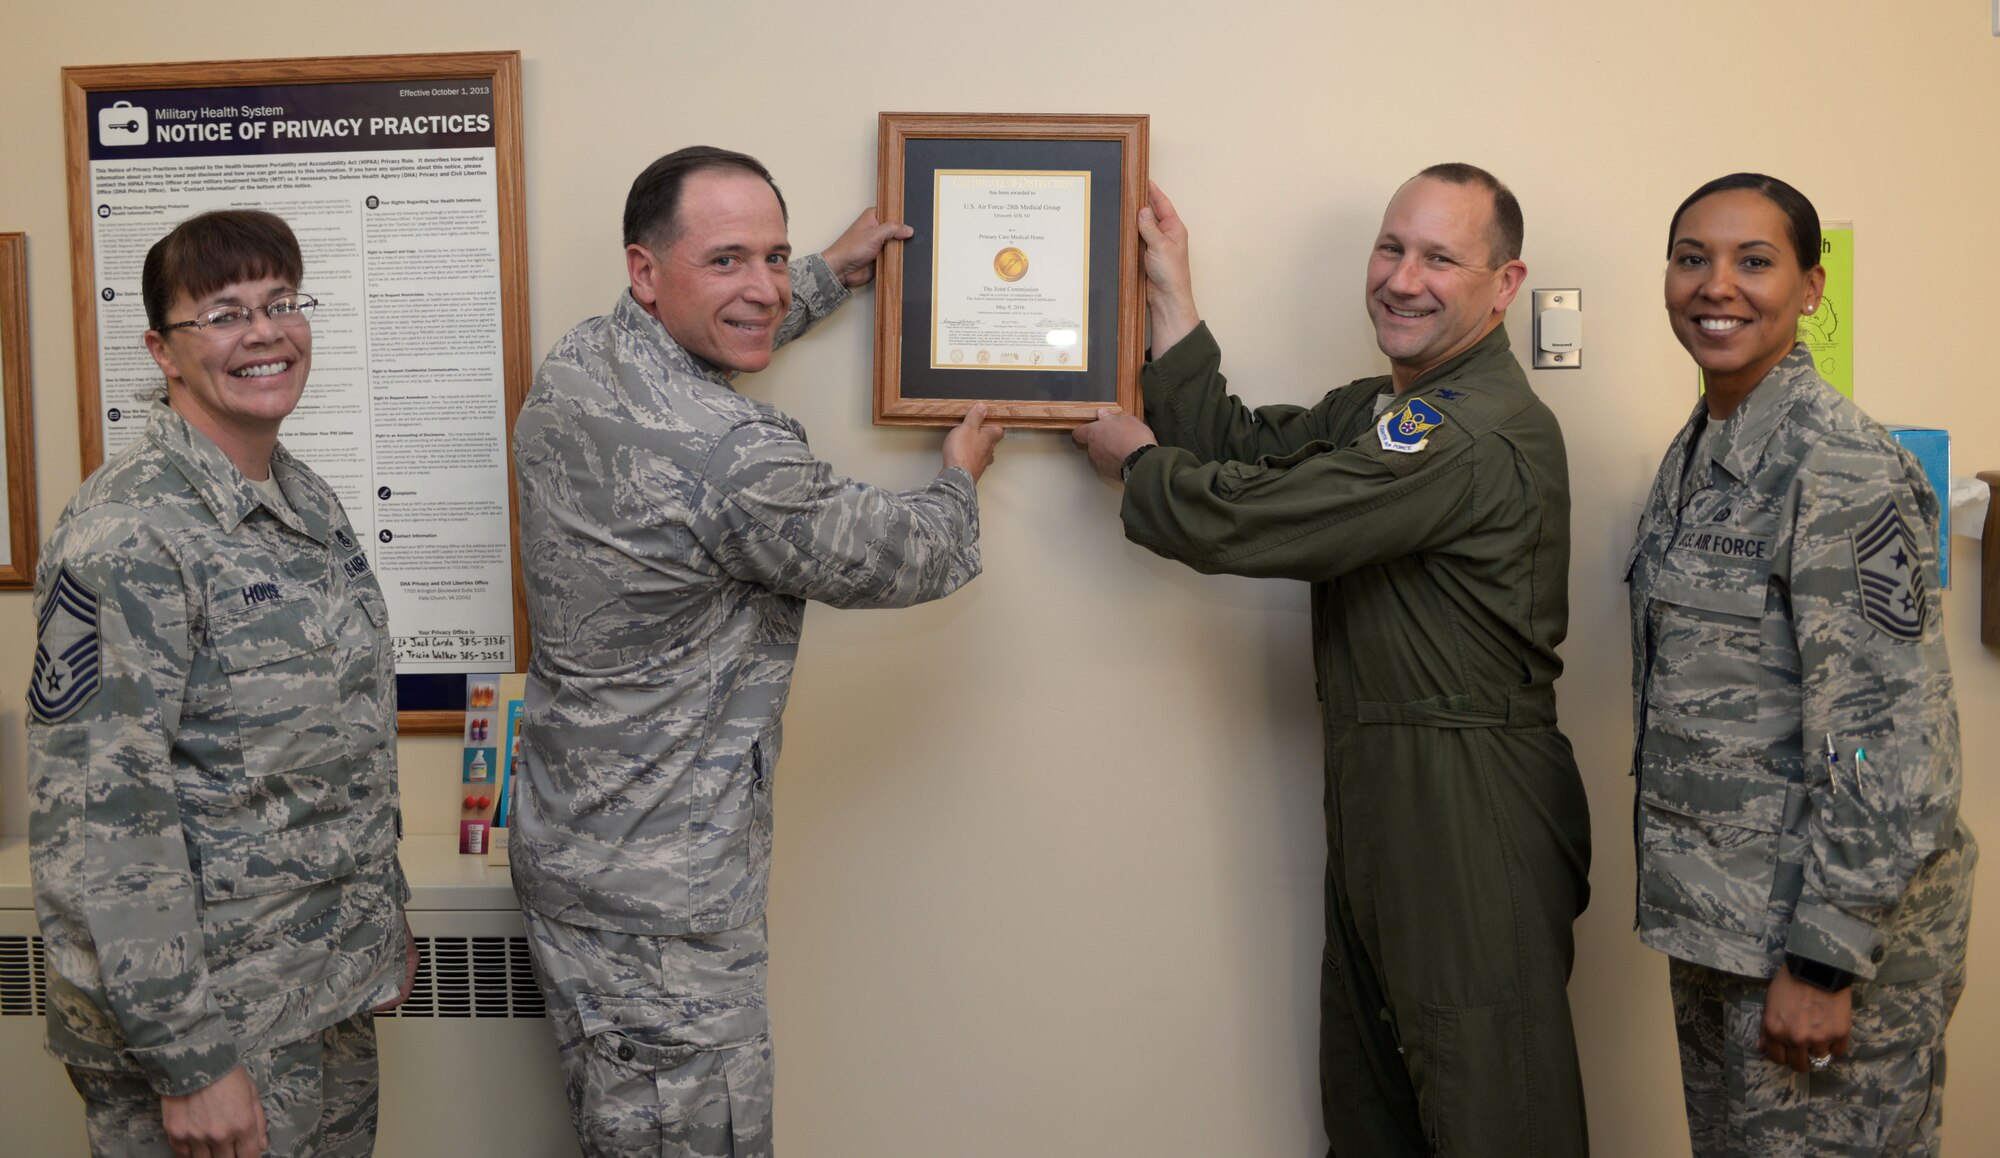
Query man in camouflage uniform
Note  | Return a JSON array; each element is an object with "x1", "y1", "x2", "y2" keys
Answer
[
  {"x1": 29, "y1": 210, "x2": 412, "y2": 1157},
  {"x1": 1073, "y1": 169, "x2": 1591, "y2": 1156},
  {"x1": 1628, "y1": 341, "x2": 1975, "y2": 1156},
  {"x1": 511, "y1": 146, "x2": 1002, "y2": 1156}
]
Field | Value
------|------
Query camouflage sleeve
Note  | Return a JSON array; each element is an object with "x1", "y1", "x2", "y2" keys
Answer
[
  {"x1": 773, "y1": 254, "x2": 851, "y2": 350},
  {"x1": 1783, "y1": 439, "x2": 1958, "y2": 980},
  {"x1": 1142, "y1": 322, "x2": 1347, "y2": 464},
  {"x1": 1118, "y1": 405, "x2": 1480, "y2": 582},
  {"x1": 697, "y1": 419, "x2": 981, "y2": 608},
  {"x1": 29, "y1": 512, "x2": 241, "y2": 1094}
]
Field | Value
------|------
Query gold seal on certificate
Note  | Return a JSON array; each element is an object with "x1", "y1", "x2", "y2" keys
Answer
[{"x1": 994, "y1": 247, "x2": 1029, "y2": 282}]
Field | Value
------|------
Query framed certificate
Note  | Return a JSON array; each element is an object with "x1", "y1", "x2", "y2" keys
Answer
[{"x1": 875, "y1": 113, "x2": 1147, "y2": 428}]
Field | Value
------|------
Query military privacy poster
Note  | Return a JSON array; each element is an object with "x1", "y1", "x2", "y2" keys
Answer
[{"x1": 63, "y1": 54, "x2": 531, "y2": 689}]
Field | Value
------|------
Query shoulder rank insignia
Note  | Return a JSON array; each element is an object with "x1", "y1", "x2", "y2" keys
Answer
[
  {"x1": 1377, "y1": 398, "x2": 1446, "y2": 455},
  {"x1": 30, "y1": 567, "x2": 103, "y2": 724},
  {"x1": 1435, "y1": 387, "x2": 1466, "y2": 401},
  {"x1": 1854, "y1": 499, "x2": 1926, "y2": 640}
]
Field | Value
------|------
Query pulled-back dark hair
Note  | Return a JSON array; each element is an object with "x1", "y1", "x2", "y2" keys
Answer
[
  {"x1": 1415, "y1": 162, "x2": 1524, "y2": 265},
  {"x1": 623, "y1": 146, "x2": 788, "y2": 250},
  {"x1": 1666, "y1": 173, "x2": 1821, "y2": 271},
  {"x1": 142, "y1": 209, "x2": 303, "y2": 332}
]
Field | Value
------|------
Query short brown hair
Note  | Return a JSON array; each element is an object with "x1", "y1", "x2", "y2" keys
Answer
[
  {"x1": 623, "y1": 146, "x2": 788, "y2": 251},
  {"x1": 142, "y1": 209, "x2": 304, "y2": 332},
  {"x1": 1414, "y1": 162, "x2": 1524, "y2": 266}
]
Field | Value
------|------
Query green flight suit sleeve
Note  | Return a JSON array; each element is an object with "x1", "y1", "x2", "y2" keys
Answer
[
  {"x1": 1119, "y1": 407, "x2": 1483, "y2": 583},
  {"x1": 29, "y1": 513, "x2": 241, "y2": 1095},
  {"x1": 1142, "y1": 323, "x2": 1349, "y2": 463},
  {"x1": 1783, "y1": 441, "x2": 1959, "y2": 980}
]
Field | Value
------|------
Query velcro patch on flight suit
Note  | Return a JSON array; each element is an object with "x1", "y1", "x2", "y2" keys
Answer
[
  {"x1": 1853, "y1": 498, "x2": 1925, "y2": 640},
  {"x1": 1377, "y1": 398, "x2": 1446, "y2": 454},
  {"x1": 30, "y1": 567, "x2": 103, "y2": 724}
]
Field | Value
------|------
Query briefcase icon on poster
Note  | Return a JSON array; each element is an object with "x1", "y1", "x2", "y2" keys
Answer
[{"x1": 98, "y1": 101, "x2": 149, "y2": 147}]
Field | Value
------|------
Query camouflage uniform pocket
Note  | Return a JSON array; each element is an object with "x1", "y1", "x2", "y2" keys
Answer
[
  {"x1": 196, "y1": 820, "x2": 358, "y2": 902},
  {"x1": 1639, "y1": 763, "x2": 1786, "y2": 940},
  {"x1": 576, "y1": 985, "x2": 772, "y2": 1151},
  {"x1": 210, "y1": 600, "x2": 346, "y2": 776},
  {"x1": 575, "y1": 986, "x2": 769, "y2": 1074}
]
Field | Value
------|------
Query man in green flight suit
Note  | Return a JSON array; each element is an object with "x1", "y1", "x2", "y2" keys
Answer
[{"x1": 1073, "y1": 165, "x2": 1592, "y2": 1156}]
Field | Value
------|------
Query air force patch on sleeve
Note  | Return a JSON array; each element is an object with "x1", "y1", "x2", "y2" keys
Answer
[
  {"x1": 1377, "y1": 398, "x2": 1446, "y2": 454},
  {"x1": 30, "y1": 567, "x2": 103, "y2": 724},
  {"x1": 1853, "y1": 499, "x2": 1926, "y2": 640}
]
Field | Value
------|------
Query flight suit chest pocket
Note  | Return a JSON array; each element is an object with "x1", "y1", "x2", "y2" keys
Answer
[{"x1": 209, "y1": 598, "x2": 348, "y2": 776}]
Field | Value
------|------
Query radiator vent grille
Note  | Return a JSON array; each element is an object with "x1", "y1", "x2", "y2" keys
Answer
[
  {"x1": 0, "y1": 935, "x2": 544, "y2": 1019},
  {"x1": 0, "y1": 936, "x2": 47, "y2": 1017},
  {"x1": 379, "y1": 936, "x2": 545, "y2": 1019}
]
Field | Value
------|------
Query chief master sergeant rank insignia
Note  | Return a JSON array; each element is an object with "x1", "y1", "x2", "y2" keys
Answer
[
  {"x1": 1854, "y1": 497, "x2": 1926, "y2": 640},
  {"x1": 30, "y1": 566, "x2": 102, "y2": 724}
]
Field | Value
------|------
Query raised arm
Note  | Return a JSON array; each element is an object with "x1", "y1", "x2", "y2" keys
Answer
[{"x1": 697, "y1": 408, "x2": 999, "y2": 609}]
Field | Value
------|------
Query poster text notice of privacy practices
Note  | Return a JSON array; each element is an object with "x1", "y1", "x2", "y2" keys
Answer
[{"x1": 86, "y1": 79, "x2": 514, "y2": 672}]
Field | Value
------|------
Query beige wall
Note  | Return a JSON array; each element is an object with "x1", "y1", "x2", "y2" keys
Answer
[{"x1": 3, "y1": 3, "x2": 1996, "y2": 1153}]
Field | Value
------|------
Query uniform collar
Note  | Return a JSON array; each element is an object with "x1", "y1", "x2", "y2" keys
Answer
[
  {"x1": 1404, "y1": 322, "x2": 1519, "y2": 395},
  {"x1": 613, "y1": 289, "x2": 734, "y2": 389},
  {"x1": 1695, "y1": 343, "x2": 1818, "y2": 484},
  {"x1": 146, "y1": 401, "x2": 331, "y2": 542}
]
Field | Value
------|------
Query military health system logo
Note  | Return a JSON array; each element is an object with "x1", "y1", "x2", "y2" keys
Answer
[{"x1": 98, "y1": 100, "x2": 150, "y2": 147}]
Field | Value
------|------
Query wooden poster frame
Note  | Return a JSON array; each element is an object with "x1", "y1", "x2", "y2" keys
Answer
[
  {"x1": 0, "y1": 234, "x2": 41, "y2": 590},
  {"x1": 60, "y1": 51, "x2": 530, "y2": 733},
  {"x1": 874, "y1": 112, "x2": 1147, "y2": 429}
]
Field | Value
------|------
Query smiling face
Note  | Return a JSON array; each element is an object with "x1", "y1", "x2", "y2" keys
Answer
[
  {"x1": 1365, "y1": 177, "x2": 1526, "y2": 390},
  {"x1": 144, "y1": 275, "x2": 310, "y2": 469},
  {"x1": 627, "y1": 167, "x2": 792, "y2": 375},
  {"x1": 1665, "y1": 188, "x2": 1824, "y2": 398}
]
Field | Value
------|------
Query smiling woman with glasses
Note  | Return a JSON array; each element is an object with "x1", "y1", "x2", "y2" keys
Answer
[{"x1": 27, "y1": 208, "x2": 415, "y2": 1157}]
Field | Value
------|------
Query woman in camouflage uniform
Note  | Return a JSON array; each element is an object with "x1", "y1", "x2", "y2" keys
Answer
[
  {"x1": 29, "y1": 210, "x2": 415, "y2": 1157},
  {"x1": 1627, "y1": 173, "x2": 1974, "y2": 1156}
]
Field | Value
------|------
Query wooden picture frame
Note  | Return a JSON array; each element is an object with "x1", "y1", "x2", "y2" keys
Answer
[
  {"x1": 0, "y1": 234, "x2": 41, "y2": 590},
  {"x1": 61, "y1": 52, "x2": 530, "y2": 733},
  {"x1": 874, "y1": 113, "x2": 1147, "y2": 429}
]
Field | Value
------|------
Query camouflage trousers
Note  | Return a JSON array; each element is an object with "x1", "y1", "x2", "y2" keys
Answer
[
  {"x1": 66, "y1": 1012, "x2": 380, "y2": 1157},
  {"x1": 521, "y1": 905, "x2": 773, "y2": 1158},
  {"x1": 1670, "y1": 957, "x2": 1963, "y2": 1157}
]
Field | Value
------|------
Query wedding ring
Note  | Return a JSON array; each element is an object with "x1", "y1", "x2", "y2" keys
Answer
[{"x1": 1809, "y1": 1053, "x2": 1833, "y2": 1071}]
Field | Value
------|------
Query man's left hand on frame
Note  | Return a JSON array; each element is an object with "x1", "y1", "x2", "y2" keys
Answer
[{"x1": 1072, "y1": 409, "x2": 1158, "y2": 482}]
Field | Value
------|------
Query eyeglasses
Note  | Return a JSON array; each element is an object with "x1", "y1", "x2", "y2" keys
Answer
[{"x1": 158, "y1": 294, "x2": 317, "y2": 336}]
